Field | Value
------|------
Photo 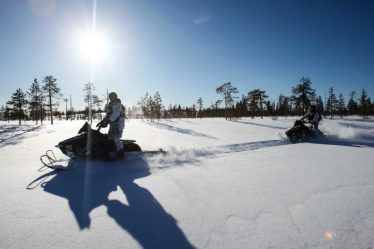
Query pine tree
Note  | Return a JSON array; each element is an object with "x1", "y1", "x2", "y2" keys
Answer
[
  {"x1": 216, "y1": 82, "x2": 239, "y2": 120},
  {"x1": 82, "y1": 82, "x2": 96, "y2": 123},
  {"x1": 291, "y1": 77, "x2": 316, "y2": 115},
  {"x1": 4, "y1": 106, "x2": 12, "y2": 123},
  {"x1": 236, "y1": 95, "x2": 248, "y2": 118},
  {"x1": 359, "y1": 89, "x2": 368, "y2": 118},
  {"x1": 316, "y1": 95, "x2": 324, "y2": 115},
  {"x1": 92, "y1": 95, "x2": 103, "y2": 111},
  {"x1": 337, "y1": 93, "x2": 346, "y2": 118},
  {"x1": 0, "y1": 105, "x2": 5, "y2": 121},
  {"x1": 367, "y1": 97, "x2": 373, "y2": 115},
  {"x1": 148, "y1": 95, "x2": 155, "y2": 121},
  {"x1": 153, "y1": 91, "x2": 163, "y2": 122},
  {"x1": 28, "y1": 78, "x2": 44, "y2": 124},
  {"x1": 326, "y1": 87, "x2": 338, "y2": 119},
  {"x1": 277, "y1": 94, "x2": 290, "y2": 117},
  {"x1": 257, "y1": 90, "x2": 268, "y2": 119},
  {"x1": 347, "y1": 91, "x2": 358, "y2": 115},
  {"x1": 138, "y1": 92, "x2": 150, "y2": 119},
  {"x1": 42, "y1": 75, "x2": 61, "y2": 125},
  {"x1": 7, "y1": 88, "x2": 28, "y2": 125},
  {"x1": 265, "y1": 100, "x2": 274, "y2": 116},
  {"x1": 197, "y1": 97, "x2": 204, "y2": 119},
  {"x1": 247, "y1": 90, "x2": 259, "y2": 119}
]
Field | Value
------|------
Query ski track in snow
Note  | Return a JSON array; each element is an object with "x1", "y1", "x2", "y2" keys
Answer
[
  {"x1": 1, "y1": 117, "x2": 374, "y2": 249},
  {"x1": 143, "y1": 139, "x2": 290, "y2": 171},
  {"x1": 30, "y1": 117, "x2": 374, "y2": 173}
]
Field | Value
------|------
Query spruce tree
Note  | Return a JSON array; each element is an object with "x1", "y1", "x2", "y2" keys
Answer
[{"x1": 7, "y1": 88, "x2": 28, "y2": 125}]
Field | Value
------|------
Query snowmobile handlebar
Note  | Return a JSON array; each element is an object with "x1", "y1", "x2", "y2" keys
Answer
[{"x1": 96, "y1": 119, "x2": 109, "y2": 130}]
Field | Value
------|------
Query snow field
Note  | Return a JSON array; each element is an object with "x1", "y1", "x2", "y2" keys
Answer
[{"x1": 0, "y1": 117, "x2": 374, "y2": 249}]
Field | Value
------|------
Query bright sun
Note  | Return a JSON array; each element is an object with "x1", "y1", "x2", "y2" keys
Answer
[{"x1": 76, "y1": 30, "x2": 110, "y2": 62}]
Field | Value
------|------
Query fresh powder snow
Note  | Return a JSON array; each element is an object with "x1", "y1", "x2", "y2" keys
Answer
[{"x1": 1, "y1": 117, "x2": 373, "y2": 249}]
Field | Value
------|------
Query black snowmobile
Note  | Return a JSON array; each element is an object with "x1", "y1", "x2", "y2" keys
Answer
[
  {"x1": 57, "y1": 122, "x2": 142, "y2": 159},
  {"x1": 285, "y1": 119, "x2": 324, "y2": 143},
  {"x1": 40, "y1": 122, "x2": 157, "y2": 169}
]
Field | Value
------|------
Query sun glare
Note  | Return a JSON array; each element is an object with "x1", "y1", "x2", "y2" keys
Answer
[{"x1": 76, "y1": 30, "x2": 110, "y2": 62}]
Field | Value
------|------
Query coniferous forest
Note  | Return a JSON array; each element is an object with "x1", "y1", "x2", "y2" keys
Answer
[{"x1": 1, "y1": 76, "x2": 373, "y2": 125}]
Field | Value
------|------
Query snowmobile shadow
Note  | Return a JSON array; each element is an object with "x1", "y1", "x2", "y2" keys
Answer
[
  {"x1": 149, "y1": 121, "x2": 218, "y2": 140},
  {"x1": 0, "y1": 125, "x2": 41, "y2": 148},
  {"x1": 31, "y1": 158, "x2": 196, "y2": 249},
  {"x1": 234, "y1": 120, "x2": 286, "y2": 130}
]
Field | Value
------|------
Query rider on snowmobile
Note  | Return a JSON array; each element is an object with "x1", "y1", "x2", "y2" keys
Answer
[
  {"x1": 97, "y1": 92, "x2": 125, "y2": 160},
  {"x1": 300, "y1": 105, "x2": 322, "y2": 132}
]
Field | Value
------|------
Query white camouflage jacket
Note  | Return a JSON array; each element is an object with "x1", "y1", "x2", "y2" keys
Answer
[{"x1": 105, "y1": 99, "x2": 125, "y2": 130}]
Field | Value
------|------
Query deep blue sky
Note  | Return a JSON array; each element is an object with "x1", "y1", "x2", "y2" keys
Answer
[{"x1": 1, "y1": 0, "x2": 373, "y2": 110}]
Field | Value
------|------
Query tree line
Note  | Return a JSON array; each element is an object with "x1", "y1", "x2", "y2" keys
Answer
[
  {"x1": 1, "y1": 76, "x2": 373, "y2": 125},
  {"x1": 129, "y1": 77, "x2": 373, "y2": 121},
  {"x1": 0, "y1": 76, "x2": 109, "y2": 125}
]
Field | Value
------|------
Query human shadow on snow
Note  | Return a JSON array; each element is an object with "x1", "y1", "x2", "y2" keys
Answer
[{"x1": 29, "y1": 158, "x2": 196, "y2": 249}]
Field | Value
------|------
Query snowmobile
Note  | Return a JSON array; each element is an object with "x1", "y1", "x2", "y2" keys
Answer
[
  {"x1": 40, "y1": 122, "x2": 165, "y2": 169},
  {"x1": 285, "y1": 119, "x2": 324, "y2": 143}
]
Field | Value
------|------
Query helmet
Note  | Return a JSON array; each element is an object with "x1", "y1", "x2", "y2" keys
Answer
[
  {"x1": 108, "y1": 92, "x2": 118, "y2": 101},
  {"x1": 109, "y1": 92, "x2": 117, "y2": 98}
]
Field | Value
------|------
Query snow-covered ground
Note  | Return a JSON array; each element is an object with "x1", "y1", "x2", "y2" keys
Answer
[{"x1": 1, "y1": 117, "x2": 374, "y2": 249}]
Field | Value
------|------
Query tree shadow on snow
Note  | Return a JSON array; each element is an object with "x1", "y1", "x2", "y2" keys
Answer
[
  {"x1": 148, "y1": 121, "x2": 218, "y2": 140},
  {"x1": 309, "y1": 136, "x2": 374, "y2": 148},
  {"x1": 28, "y1": 158, "x2": 196, "y2": 249},
  {"x1": 233, "y1": 120, "x2": 286, "y2": 130},
  {"x1": 0, "y1": 125, "x2": 41, "y2": 148},
  {"x1": 335, "y1": 122, "x2": 374, "y2": 130}
]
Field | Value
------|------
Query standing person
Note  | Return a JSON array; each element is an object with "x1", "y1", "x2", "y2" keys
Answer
[{"x1": 98, "y1": 92, "x2": 125, "y2": 160}]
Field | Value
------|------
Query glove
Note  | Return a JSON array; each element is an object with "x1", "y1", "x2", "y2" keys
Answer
[{"x1": 97, "y1": 118, "x2": 109, "y2": 128}]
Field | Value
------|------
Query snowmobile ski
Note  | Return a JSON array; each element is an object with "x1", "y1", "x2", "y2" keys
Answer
[
  {"x1": 40, "y1": 150, "x2": 70, "y2": 170},
  {"x1": 40, "y1": 150, "x2": 58, "y2": 169}
]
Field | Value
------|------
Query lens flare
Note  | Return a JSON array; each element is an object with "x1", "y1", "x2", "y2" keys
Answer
[{"x1": 324, "y1": 230, "x2": 334, "y2": 240}]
